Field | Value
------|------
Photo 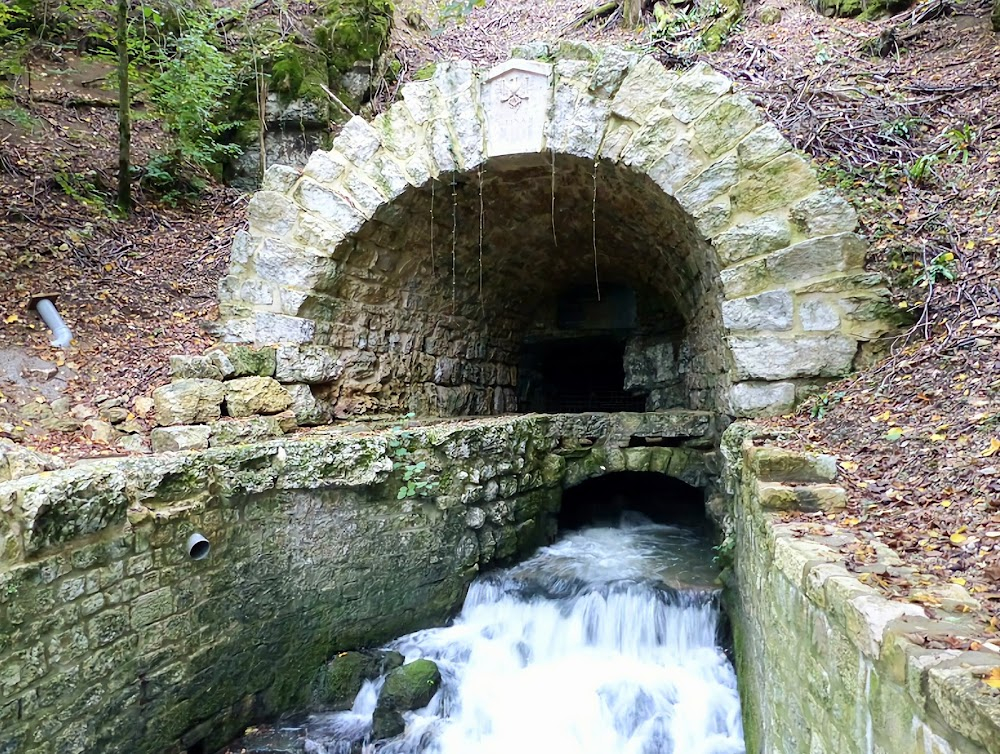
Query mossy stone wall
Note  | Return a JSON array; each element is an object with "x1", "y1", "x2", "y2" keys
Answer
[
  {"x1": 0, "y1": 411, "x2": 718, "y2": 754},
  {"x1": 722, "y1": 425, "x2": 1000, "y2": 754}
]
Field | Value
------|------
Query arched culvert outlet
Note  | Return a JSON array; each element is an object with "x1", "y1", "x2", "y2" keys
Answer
[
  {"x1": 220, "y1": 44, "x2": 894, "y2": 423},
  {"x1": 559, "y1": 471, "x2": 706, "y2": 531}
]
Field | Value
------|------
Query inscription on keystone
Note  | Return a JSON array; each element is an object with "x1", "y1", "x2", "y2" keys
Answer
[{"x1": 482, "y1": 60, "x2": 552, "y2": 157}]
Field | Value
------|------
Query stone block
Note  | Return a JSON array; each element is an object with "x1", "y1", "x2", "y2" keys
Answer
[
  {"x1": 620, "y1": 109, "x2": 681, "y2": 169},
  {"x1": 647, "y1": 138, "x2": 707, "y2": 194},
  {"x1": 691, "y1": 195, "x2": 732, "y2": 237},
  {"x1": 548, "y1": 88, "x2": 610, "y2": 159},
  {"x1": 0, "y1": 439, "x2": 65, "y2": 482},
  {"x1": 343, "y1": 170, "x2": 387, "y2": 217},
  {"x1": 230, "y1": 230, "x2": 255, "y2": 266},
  {"x1": 238, "y1": 279, "x2": 275, "y2": 306},
  {"x1": 799, "y1": 299, "x2": 841, "y2": 331},
  {"x1": 728, "y1": 381, "x2": 795, "y2": 416},
  {"x1": 714, "y1": 215, "x2": 792, "y2": 266},
  {"x1": 365, "y1": 152, "x2": 412, "y2": 200},
  {"x1": 332, "y1": 115, "x2": 382, "y2": 164},
  {"x1": 255, "y1": 238, "x2": 334, "y2": 290},
  {"x1": 152, "y1": 379, "x2": 225, "y2": 426},
  {"x1": 722, "y1": 291, "x2": 793, "y2": 331},
  {"x1": 246, "y1": 191, "x2": 298, "y2": 237},
  {"x1": 254, "y1": 313, "x2": 317, "y2": 345},
  {"x1": 731, "y1": 152, "x2": 819, "y2": 214},
  {"x1": 205, "y1": 345, "x2": 276, "y2": 378},
  {"x1": 769, "y1": 531, "x2": 838, "y2": 586},
  {"x1": 767, "y1": 233, "x2": 867, "y2": 286},
  {"x1": 224, "y1": 377, "x2": 292, "y2": 418},
  {"x1": 664, "y1": 63, "x2": 732, "y2": 123},
  {"x1": 293, "y1": 179, "x2": 366, "y2": 235},
  {"x1": 751, "y1": 445, "x2": 838, "y2": 483},
  {"x1": 209, "y1": 416, "x2": 285, "y2": 447},
  {"x1": 845, "y1": 594, "x2": 925, "y2": 659},
  {"x1": 149, "y1": 426, "x2": 211, "y2": 453},
  {"x1": 260, "y1": 164, "x2": 301, "y2": 193},
  {"x1": 758, "y1": 482, "x2": 846, "y2": 512},
  {"x1": 588, "y1": 46, "x2": 637, "y2": 98},
  {"x1": 736, "y1": 124, "x2": 790, "y2": 169},
  {"x1": 372, "y1": 106, "x2": 422, "y2": 158},
  {"x1": 275, "y1": 345, "x2": 346, "y2": 383},
  {"x1": 694, "y1": 95, "x2": 761, "y2": 158},
  {"x1": 610, "y1": 55, "x2": 677, "y2": 122},
  {"x1": 790, "y1": 189, "x2": 857, "y2": 236},
  {"x1": 675, "y1": 154, "x2": 740, "y2": 211},
  {"x1": 169, "y1": 355, "x2": 223, "y2": 381},
  {"x1": 729, "y1": 335, "x2": 858, "y2": 380},
  {"x1": 720, "y1": 258, "x2": 769, "y2": 298},
  {"x1": 428, "y1": 117, "x2": 458, "y2": 173},
  {"x1": 293, "y1": 214, "x2": 349, "y2": 256},
  {"x1": 400, "y1": 79, "x2": 436, "y2": 124},
  {"x1": 599, "y1": 122, "x2": 636, "y2": 161},
  {"x1": 302, "y1": 150, "x2": 345, "y2": 185}
]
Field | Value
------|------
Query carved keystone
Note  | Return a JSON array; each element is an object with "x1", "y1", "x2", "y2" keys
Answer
[{"x1": 482, "y1": 60, "x2": 552, "y2": 157}]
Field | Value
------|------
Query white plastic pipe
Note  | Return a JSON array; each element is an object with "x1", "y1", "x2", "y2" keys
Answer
[{"x1": 35, "y1": 298, "x2": 73, "y2": 348}]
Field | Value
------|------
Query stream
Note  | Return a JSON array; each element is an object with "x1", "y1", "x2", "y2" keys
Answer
[{"x1": 287, "y1": 513, "x2": 745, "y2": 754}]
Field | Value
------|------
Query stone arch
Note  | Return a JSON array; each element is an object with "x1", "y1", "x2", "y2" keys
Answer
[{"x1": 218, "y1": 42, "x2": 890, "y2": 422}]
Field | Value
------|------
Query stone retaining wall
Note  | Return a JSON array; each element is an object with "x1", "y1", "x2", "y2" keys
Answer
[
  {"x1": 721, "y1": 426, "x2": 1000, "y2": 754},
  {"x1": 0, "y1": 412, "x2": 718, "y2": 754}
]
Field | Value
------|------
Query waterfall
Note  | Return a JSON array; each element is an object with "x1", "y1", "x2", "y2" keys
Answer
[{"x1": 305, "y1": 515, "x2": 744, "y2": 754}]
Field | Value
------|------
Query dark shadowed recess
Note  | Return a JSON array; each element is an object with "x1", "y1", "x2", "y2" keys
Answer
[{"x1": 558, "y1": 471, "x2": 706, "y2": 530}]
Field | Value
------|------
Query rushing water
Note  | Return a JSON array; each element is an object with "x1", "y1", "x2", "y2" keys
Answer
[{"x1": 300, "y1": 514, "x2": 744, "y2": 754}]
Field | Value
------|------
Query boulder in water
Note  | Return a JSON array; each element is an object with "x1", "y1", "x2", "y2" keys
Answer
[
  {"x1": 312, "y1": 650, "x2": 404, "y2": 710},
  {"x1": 371, "y1": 659, "x2": 441, "y2": 739}
]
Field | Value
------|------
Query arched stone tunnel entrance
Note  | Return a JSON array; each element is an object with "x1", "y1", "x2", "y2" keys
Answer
[{"x1": 218, "y1": 43, "x2": 891, "y2": 423}]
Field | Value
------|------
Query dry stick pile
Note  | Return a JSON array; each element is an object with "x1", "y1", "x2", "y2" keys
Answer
[{"x1": 715, "y1": 20, "x2": 1000, "y2": 389}]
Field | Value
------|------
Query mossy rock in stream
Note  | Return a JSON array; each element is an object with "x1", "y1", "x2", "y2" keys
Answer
[
  {"x1": 312, "y1": 649, "x2": 404, "y2": 710},
  {"x1": 371, "y1": 659, "x2": 442, "y2": 739}
]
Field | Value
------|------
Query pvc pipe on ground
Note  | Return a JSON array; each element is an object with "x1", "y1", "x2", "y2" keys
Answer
[{"x1": 35, "y1": 298, "x2": 73, "y2": 348}]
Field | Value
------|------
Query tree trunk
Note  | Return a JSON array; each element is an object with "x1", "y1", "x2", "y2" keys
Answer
[
  {"x1": 624, "y1": 0, "x2": 643, "y2": 27},
  {"x1": 992, "y1": 0, "x2": 1000, "y2": 32},
  {"x1": 117, "y1": 0, "x2": 131, "y2": 213}
]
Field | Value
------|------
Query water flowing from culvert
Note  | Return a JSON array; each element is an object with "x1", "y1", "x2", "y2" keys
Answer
[{"x1": 303, "y1": 514, "x2": 744, "y2": 754}]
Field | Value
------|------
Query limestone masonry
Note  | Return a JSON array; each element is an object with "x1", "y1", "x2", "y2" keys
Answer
[{"x1": 217, "y1": 42, "x2": 893, "y2": 422}]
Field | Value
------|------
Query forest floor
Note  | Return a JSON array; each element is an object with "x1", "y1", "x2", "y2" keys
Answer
[{"x1": 1, "y1": 0, "x2": 1000, "y2": 637}]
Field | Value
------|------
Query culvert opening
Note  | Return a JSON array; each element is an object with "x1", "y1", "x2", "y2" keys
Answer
[
  {"x1": 558, "y1": 471, "x2": 707, "y2": 531},
  {"x1": 518, "y1": 334, "x2": 645, "y2": 413},
  {"x1": 516, "y1": 282, "x2": 688, "y2": 414}
]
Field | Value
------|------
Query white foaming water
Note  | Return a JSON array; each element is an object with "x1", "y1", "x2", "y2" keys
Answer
[{"x1": 308, "y1": 515, "x2": 744, "y2": 754}]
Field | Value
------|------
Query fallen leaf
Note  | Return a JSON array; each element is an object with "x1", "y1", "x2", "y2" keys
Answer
[
  {"x1": 984, "y1": 438, "x2": 1000, "y2": 457},
  {"x1": 982, "y1": 668, "x2": 1000, "y2": 690}
]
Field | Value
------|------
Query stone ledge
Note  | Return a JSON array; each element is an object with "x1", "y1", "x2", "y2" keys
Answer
[{"x1": 726, "y1": 423, "x2": 1000, "y2": 754}]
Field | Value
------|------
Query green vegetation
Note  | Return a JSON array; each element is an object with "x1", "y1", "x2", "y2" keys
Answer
[
  {"x1": 0, "y1": 0, "x2": 395, "y2": 201},
  {"x1": 388, "y1": 413, "x2": 440, "y2": 499}
]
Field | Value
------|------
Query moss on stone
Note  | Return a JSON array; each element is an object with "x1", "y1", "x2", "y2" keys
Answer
[
  {"x1": 315, "y1": 0, "x2": 393, "y2": 74},
  {"x1": 811, "y1": 0, "x2": 911, "y2": 18},
  {"x1": 269, "y1": 55, "x2": 306, "y2": 102},
  {"x1": 702, "y1": 0, "x2": 743, "y2": 52},
  {"x1": 413, "y1": 62, "x2": 437, "y2": 81}
]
